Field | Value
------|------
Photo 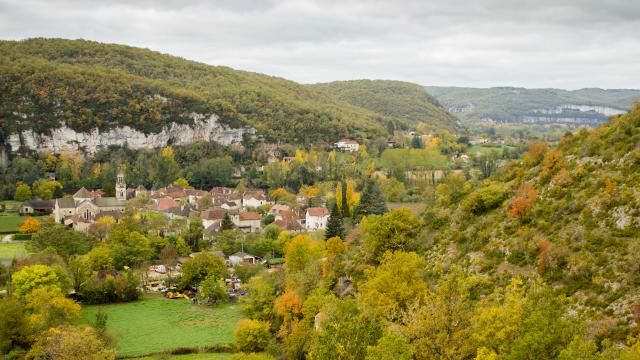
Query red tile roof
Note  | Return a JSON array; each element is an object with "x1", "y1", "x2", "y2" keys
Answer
[
  {"x1": 307, "y1": 207, "x2": 329, "y2": 217},
  {"x1": 239, "y1": 212, "x2": 261, "y2": 221}
]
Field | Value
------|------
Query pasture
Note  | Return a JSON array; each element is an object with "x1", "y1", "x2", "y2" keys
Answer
[{"x1": 78, "y1": 294, "x2": 243, "y2": 357}]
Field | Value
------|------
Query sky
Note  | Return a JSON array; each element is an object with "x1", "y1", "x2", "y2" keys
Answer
[{"x1": 1, "y1": 0, "x2": 639, "y2": 89}]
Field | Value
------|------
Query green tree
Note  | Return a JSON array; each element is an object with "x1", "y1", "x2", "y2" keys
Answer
[
  {"x1": 31, "y1": 179, "x2": 63, "y2": 200},
  {"x1": 366, "y1": 332, "x2": 413, "y2": 360},
  {"x1": 179, "y1": 252, "x2": 228, "y2": 289},
  {"x1": 198, "y1": 274, "x2": 228, "y2": 305},
  {"x1": 184, "y1": 218, "x2": 204, "y2": 252},
  {"x1": 360, "y1": 209, "x2": 421, "y2": 261},
  {"x1": 28, "y1": 225, "x2": 98, "y2": 260},
  {"x1": 221, "y1": 212, "x2": 234, "y2": 231},
  {"x1": 107, "y1": 229, "x2": 153, "y2": 269},
  {"x1": 325, "y1": 202, "x2": 345, "y2": 240},
  {"x1": 14, "y1": 183, "x2": 32, "y2": 201},
  {"x1": 355, "y1": 179, "x2": 388, "y2": 218},
  {"x1": 411, "y1": 134, "x2": 423, "y2": 148},
  {"x1": 0, "y1": 297, "x2": 28, "y2": 353}
]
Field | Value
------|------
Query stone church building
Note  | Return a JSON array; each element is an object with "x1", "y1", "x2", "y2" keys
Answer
[{"x1": 53, "y1": 170, "x2": 128, "y2": 232}]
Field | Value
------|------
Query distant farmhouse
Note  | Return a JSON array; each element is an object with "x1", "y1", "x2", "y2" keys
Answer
[
  {"x1": 53, "y1": 170, "x2": 129, "y2": 232},
  {"x1": 335, "y1": 139, "x2": 360, "y2": 152}
]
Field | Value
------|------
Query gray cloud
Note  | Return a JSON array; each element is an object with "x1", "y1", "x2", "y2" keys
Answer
[{"x1": 0, "y1": 0, "x2": 638, "y2": 89}]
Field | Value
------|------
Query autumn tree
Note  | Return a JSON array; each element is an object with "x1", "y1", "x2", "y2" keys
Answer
[
  {"x1": 12, "y1": 264, "x2": 63, "y2": 299},
  {"x1": 359, "y1": 251, "x2": 427, "y2": 322},
  {"x1": 507, "y1": 182, "x2": 537, "y2": 219},
  {"x1": 19, "y1": 216, "x2": 41, "y2": 234},
  {"x1": 234, "y1": 319, "x2": 271, "y2": 353},
  {"x1": 26, "y1": 325, "x2": 115, "y2": 360}
]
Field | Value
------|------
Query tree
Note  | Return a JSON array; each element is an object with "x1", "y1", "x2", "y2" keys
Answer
[
  {"x1": 359, "y1": 251, "x2": 427, "y2": 322},
  {"x1": 308, "y1": 298, "x2": 383, "y2": 360},
  {"x1": 360, "y1": 209, "x2": 421, "y2": 261},
  {"x1": 31, "y1": 179, "x2": 63, "y2": 200},
  {"x1": 507, "y1": 182, "x2": 537, "y2": 219},
  {"x1": 221, "y1": 212, "x2": 234, "y2": 231},
  {"x1": 366, "y1": 332, "x2": 413, "y2": 360},
  {"x1": 172, "y1": 177, "x2": 189, "y2": 188},
  {"x1": 411, "y1": 134, "x2": 423, "y2": 149},
  {"x1": 355, "y1": 179, "x2": 388, "y2": 218},
  {"x1": 460, "y1": 184, "x2": 507, "y2": 215},
  {"x1": 234, "y1": 319, "x2": 271, "y2": 353},
  {"x1": 26, "y1": 325, "x2": 115, "y2": 360},
  {"x1": 107, "y1": 229, "x2": 153, "y2": 269},
  {"x1": 198, "y1": 274, "x2": 228, "y2": 305},
  {"x1": 285, "y1": 235, "x2": 320, "y2": 272},
  {"x1": 14, "y1": 183, "x2": 32, "y2": 201},
  {"x1": 12, "y1": 264, "x2": 62, "y2": 299},
  {"x1": 0, "y1": 297, "x2": 27, "y2": 353},
  {"x1": 401, "y1": 270, "x2": 476, "y2": 360},
  {"x1": 325, "y1": 203, "x2": 345, "y2": 240},
  {"x1": 243, "y1": 273, "x2": 278, "y2": 321},
  {"x1": 179, "y1": 252, "x2": 228, "y2": 289},
  {"x1": 28, "y1": 225, "x2": 98, "y2": 260},
  {"x1": 19, "y1": 216, "x2": 41, "y2": 234},
  {"x1": 24, "y1": 288, "x2": 81, "y2": 335},
  {"x1": 184, "y1": 218, "x2": 204, "y2": 252}
]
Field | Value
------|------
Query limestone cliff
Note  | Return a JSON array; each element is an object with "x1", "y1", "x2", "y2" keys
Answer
[{"x1": 7, "y1": 114, "x2": 256, "y2": 154}]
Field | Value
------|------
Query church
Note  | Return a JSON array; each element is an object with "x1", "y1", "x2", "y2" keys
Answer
[{"x1": 53, "y1": 169, "x2": 128, "y2": 232}]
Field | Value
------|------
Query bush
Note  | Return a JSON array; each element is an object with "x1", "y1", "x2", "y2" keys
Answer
[
  {"x1": 234, "y1": 319, "x2": 271, "y2": 353},
  {"x1": 81, "y1": 271, "x2": 141, "y2": 305},
  {"x1": 460, "y1": 184, "x2": 508, "y2": 215}
]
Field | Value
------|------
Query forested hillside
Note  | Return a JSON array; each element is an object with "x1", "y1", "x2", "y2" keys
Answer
[
  {"x1": 0, "y1": 39, "x2": 455, "y2": 146},
  {"x1": 427, "y1": 85, "x2": 640, "y2": 125},
  {"x1": 422, "y1": 102, "x2": 640, "y2": 341},
  {"x1": 310, "y1": 80, "x2": 460, "y2": 133}
]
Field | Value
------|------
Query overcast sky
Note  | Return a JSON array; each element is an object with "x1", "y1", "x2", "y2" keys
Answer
[{"x1": 1, "y1": 0, "x2": 639, "y2": 89}]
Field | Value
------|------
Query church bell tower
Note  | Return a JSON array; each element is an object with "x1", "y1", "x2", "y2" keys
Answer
[{"x1": 116, "y1": 168, "x2": 127, "y2": 201}]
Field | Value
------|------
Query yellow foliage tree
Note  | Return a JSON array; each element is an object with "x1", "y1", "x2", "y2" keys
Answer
[
  {"x1": 20, "y1": 216, "x2": 41, "y2": 234},
  {"x1": 172, "y1": 177, "x2": 190, "y2": 188}
]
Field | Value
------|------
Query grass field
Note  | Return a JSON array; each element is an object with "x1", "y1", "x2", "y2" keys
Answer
[
  {"x1": 468, "y1": 144, "x2": 516, "y2": 156},
  {"x1": 0, "y1": 200, "x2": 22, "y2": 213},
  {"x1": 0, "y1": 213, "x2": 24, "y2": 233},
  {"x1": 0, "y1": 242, "x2": 27, "y2": 261},
  {"x1": 78, "y1": 295, "x2": 243, "y2": 357}
]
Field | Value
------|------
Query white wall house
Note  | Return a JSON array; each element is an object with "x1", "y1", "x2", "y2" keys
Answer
[
  {"x1": 335, "y1": 139, "x2": 360, "y2": 152},
  {"x1": 305, "y1": 207, "x2": 330, "y2": 230}
]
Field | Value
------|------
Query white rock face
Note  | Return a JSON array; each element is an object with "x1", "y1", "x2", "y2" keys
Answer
[{"x1": 7, "y1": 114, "x2": 256, "y2": 154}]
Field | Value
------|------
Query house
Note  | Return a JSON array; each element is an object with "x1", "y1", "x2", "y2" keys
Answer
[
  {"x1": 243, "y1": 191, "x2": 270, "y2": 208},
  {"x1": 235, "y1": 211, "x2": 262, "y2": 233},
  {"x1": 147, "y1": 197, "x2": 179, "y2": 212},
  {"x1": 269, "y1": 204, "x2": 291, "y2": 219},
  {"x1": 228, "y1": 252, "x2": 260, "y2": 266},
  {"x1": 272, "y1": 218, "x2": 304, "y2": 232},
  {"x1": 305, "y1": 207, "x2": 330, "y2": 230},
  {"x1": 19, "y1": 199, "x2": 55, "y2": 215},
  {"x1": 201, "y1": 208, "x2": 228, "y2": 229},
  {"x1": 335, "y1": 139, "x2": 360, "y2": 152},
  {"x1": 53, "y1": 170, "x2": 128, "y2": 228},
  {"x1": 186, "y1": 189, "x2": 209, "y2": 205}
]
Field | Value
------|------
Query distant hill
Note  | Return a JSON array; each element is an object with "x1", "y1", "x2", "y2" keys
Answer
[
  {"x1": 311, "y1": 80, "x2": 460, "y2": 133},
  {"x1": 0, "y1": 39, "x2": 458, "y2": 152},
  {"x1": 426, "y1": 86, "x2": 640, "y2": 125}
]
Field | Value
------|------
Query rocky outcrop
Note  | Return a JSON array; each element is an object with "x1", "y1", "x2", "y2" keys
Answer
[{"x1": 7, "y1": 114, "x2": 256, "y2": 154}]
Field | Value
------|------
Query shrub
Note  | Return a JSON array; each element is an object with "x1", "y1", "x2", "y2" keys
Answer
[
  {"x1": 234, "y1": 319, "x2": 271, "y2": 353},
  {"x1": 460, "y1": 184, "x2": 508, "y2": 215},
  {"x1": 81, "y1": 271, "x2": 140, "y2": 305}
]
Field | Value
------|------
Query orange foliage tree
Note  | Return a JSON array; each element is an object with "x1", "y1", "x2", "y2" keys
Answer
[
  {"x1": 19, "y1": 216, "x2": 41, "y2": 234},
  {"x1": 507, "y1": 183, "x2": 537, "y2": 219}
]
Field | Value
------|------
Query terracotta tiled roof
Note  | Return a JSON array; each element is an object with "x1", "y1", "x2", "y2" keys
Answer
[
  {"x1": 307, "y1": 207, "x2": 329, "y2": 217},
  {"x1": 239, "y1": 212, "x2": 261, "y2": 221},
  {"x1": 201, "y1": 209, "x2": 227, "y2": 220},
  {"x1": 155, "y1": 197, "x2": 178, "y2": 211}
]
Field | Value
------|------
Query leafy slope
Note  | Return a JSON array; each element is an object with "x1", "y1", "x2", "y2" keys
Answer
[
  {"x1": 311, "y1": 80, "x2": 460, "y2": 133},
  {"x1": 0, "y1": 39, "x2": 455, "y2": 145},
  {"x1": 426, "y1": 104, "x2": 640, "y2": 338}
]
